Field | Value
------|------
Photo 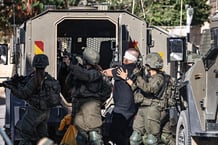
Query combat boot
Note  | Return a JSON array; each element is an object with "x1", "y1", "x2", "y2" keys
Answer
[
  {"x1": 142, "y1": 134, "x2": 158, "y2": 145},
  {"x1": 89, "y1": 131, "x2": 104, "y2": 145},
  {"x1": 161, "y1": 132, "x2": 175, "y2": 145},
  {"x1": 76, "y1": 131, "x2": 88, "y2": 145},
  {"x1": 130, "y1": 130, "x2": 142, "y2": 145}
]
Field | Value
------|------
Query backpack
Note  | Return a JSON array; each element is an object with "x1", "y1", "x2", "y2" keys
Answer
[
  {"x1": 39, "y1": 73, "x2": 61, "y2": 108},
  {"x1": 98, "y1": 75, "x2": 113, "y2": 103},
  {"x1": 157, "y1": 73, "x2": 177, "y2": 108}
]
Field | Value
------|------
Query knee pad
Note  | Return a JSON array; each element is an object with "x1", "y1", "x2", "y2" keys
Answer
[
  {"x1": 76, "y1": 131, "x2": 88, "y2": 145},
  {"x1": 89, "y1": 131, "x2": 104, "y2": 145},
  {"x1": 143, "y1": 134, "x2": 158, "y2": 145},
  {"x1": 130, "y1": 130, "x2": 142, "y2": 145},
  {"x1": 161, "y1": 132, "x2": 175, "y2": 145}
]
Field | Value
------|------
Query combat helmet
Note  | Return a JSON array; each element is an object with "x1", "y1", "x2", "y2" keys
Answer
[
  {"x1": 83, "y1": 48, "x2": 100, "y2": 65},
  {"x1": 145, "y1": 52, "x2": 163, "y2": 70},
  {"x1": 32, "y1": 54, "x2": 49, "y2": 69}
]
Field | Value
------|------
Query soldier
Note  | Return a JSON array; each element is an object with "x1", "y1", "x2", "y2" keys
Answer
[
  {"x1": 3, "y1": 54, "x2": 56, "y2": 145},
  {"x1": 57, "y1": 50, "x2": 78, "y2": 102},
  {"x1": 103, "y1": 48, "x2": 139, "y2": 145},
  {"x1": 66, "y1": 48, "x2": 104, "y2": 145},
  {"x1": 117, "y1": 52, "x2": 175, "y2": 145}
]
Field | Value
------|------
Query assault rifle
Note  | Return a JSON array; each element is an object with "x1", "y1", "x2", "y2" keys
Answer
[
  {"x1": 0, "y1": 82, "x2": 5, "y2": 87},
  {"x1": 0, "y1": 73, "x2": 33, "y2": 88},
  {"x1": 131, "y1": 63, "x2": 150, "y2": 83},
  {"x1": 58, "y1": 49, "x2": 78, "y2": 64}
]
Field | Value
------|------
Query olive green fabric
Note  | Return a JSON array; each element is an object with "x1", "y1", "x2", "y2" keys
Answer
[
  {"x1": 144, "y1": 52, "x2": 163, "y2": 69},
  {"x1": 130, "y1": 73, "x2": 164, "y2": 144},
  {"x1": 161, "y1": 132, "x2": 175, "y2": 145},
  {"x1": 133, "y1": 105, "x2": 161, "y2": 141},
  {"x1": 74, "y1": 99, "x2": 102, "y2": 132},
  {"x1": 73, "y1": 99, "x2": 103, "y2": 145}
]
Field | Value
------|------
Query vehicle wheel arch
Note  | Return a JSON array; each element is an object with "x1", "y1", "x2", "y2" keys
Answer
[{"x1": 176, "y1": 110, "x2": 191, "y2": 145}]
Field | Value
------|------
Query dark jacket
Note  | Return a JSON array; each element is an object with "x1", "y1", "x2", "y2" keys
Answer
[
  {"x1": 69, "y1": 64, "x2": 103, "y2": 99},
  {"x1": 112, "y1": 63, "x2": 137, "y2": 120}
]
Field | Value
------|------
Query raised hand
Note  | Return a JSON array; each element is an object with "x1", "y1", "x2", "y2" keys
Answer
[{"x1": 117, "y1": 67, "x2": 128, "y2": 80}]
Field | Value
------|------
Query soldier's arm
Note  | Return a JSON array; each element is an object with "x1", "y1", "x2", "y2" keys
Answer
[
  {"x1": 8, "y1": 78, "x2": 35, "y2": 99},
  {"x1": 136, "y1": 74, "x2": 164, "y2": 94},
  {"x1": 103, "y1": 68, "x2": 114, "y2": 77},
  {"x1": 69, "y1": 64, "x2": 101, "y2": 82}
]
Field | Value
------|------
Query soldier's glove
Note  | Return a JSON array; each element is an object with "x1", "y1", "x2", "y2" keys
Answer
[
  {"x1": 135, "y1": 75, "x2": 144, "y2": 87},
  {"x1": 2, "y1": 81, "x2": 13, "y2": 89},
  {"x1": 0, "y1": 83, "x2": 3, "y2": 87},
  {"x1": 133, "y1": 67, "x2": 142, "y2": 77}
]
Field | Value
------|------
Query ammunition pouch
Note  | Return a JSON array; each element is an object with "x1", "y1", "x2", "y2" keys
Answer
[
  {"x1": 151, "y1": 99, "x2": 166, "y2": 110},
  {"x1": 134, "y1": 90, "x2": 154, "y2": 105},
  {"x1": 140, "y1": 97, "x2": 152, "y2": 106},
  {"x1": 169, "y1": 107, "x2": 178, "y2": 127},
  {"x1": 133, "y1": 91, "x2": 145, "y2": 104},
  {"x1": 139, "y1": 99, "x2": 166, "y2": 112}
]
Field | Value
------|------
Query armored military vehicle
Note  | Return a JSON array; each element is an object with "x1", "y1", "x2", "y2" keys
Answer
[
  {"x1": 172, "y1": 12, "x2": 218, "y2": 145},
  {"x1": 2, "y1": 8, "x2": 148, "y2": 144}
]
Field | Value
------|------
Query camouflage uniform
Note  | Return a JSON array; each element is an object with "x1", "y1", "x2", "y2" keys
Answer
[
  {"x1": 129, "y1": 52, "x2": 175, "y2": 145},
  {"x1": 131, "y1": 74, "x2": 165, "y2": 144}
]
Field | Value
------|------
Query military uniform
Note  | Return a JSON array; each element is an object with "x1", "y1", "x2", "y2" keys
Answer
[
  {"x1": 128, "y1": 52, "x2": 175, "y2": 145},
  {"x1": 131, "y1": 74, "x2": 164, "y2": 144},
  {"x1": 57, "y1": 52, "x2": 78, "y2": 102},
  {"x1": 5, "y1": 54, "x2": 52, "y2": 145},
  {"x1": 57, "y1": 60, "x2": 71, "y2": 101},
  {"x1": 68, "y1": 48, "x2": 104, "y2": 145}
]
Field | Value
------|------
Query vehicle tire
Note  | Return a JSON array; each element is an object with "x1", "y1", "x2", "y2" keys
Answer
[{"x1": 176, "y1": 110, "x2": 191, "y2": 145}]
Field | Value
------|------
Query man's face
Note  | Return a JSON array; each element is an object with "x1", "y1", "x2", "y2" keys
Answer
[
  {"x1": 123, "y1": 58, "x2": 127, "y2": 64},
  {"x1": 123, "y1": 57, "x2": 131, "y2": 64},
  {"x1": 63, "y1": 55, "x2": 69, "y2": 61},
  {"x1": 122, "y1": 50, "x2": 138, "y2": 64}
]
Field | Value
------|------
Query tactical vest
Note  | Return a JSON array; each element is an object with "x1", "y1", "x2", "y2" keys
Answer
[
  {"x1": 29, "y1": 73, "x2": 61, "y2": 110},
  {"x1": 134, "y1": 73, "x2": 176, "y2": 110}
]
